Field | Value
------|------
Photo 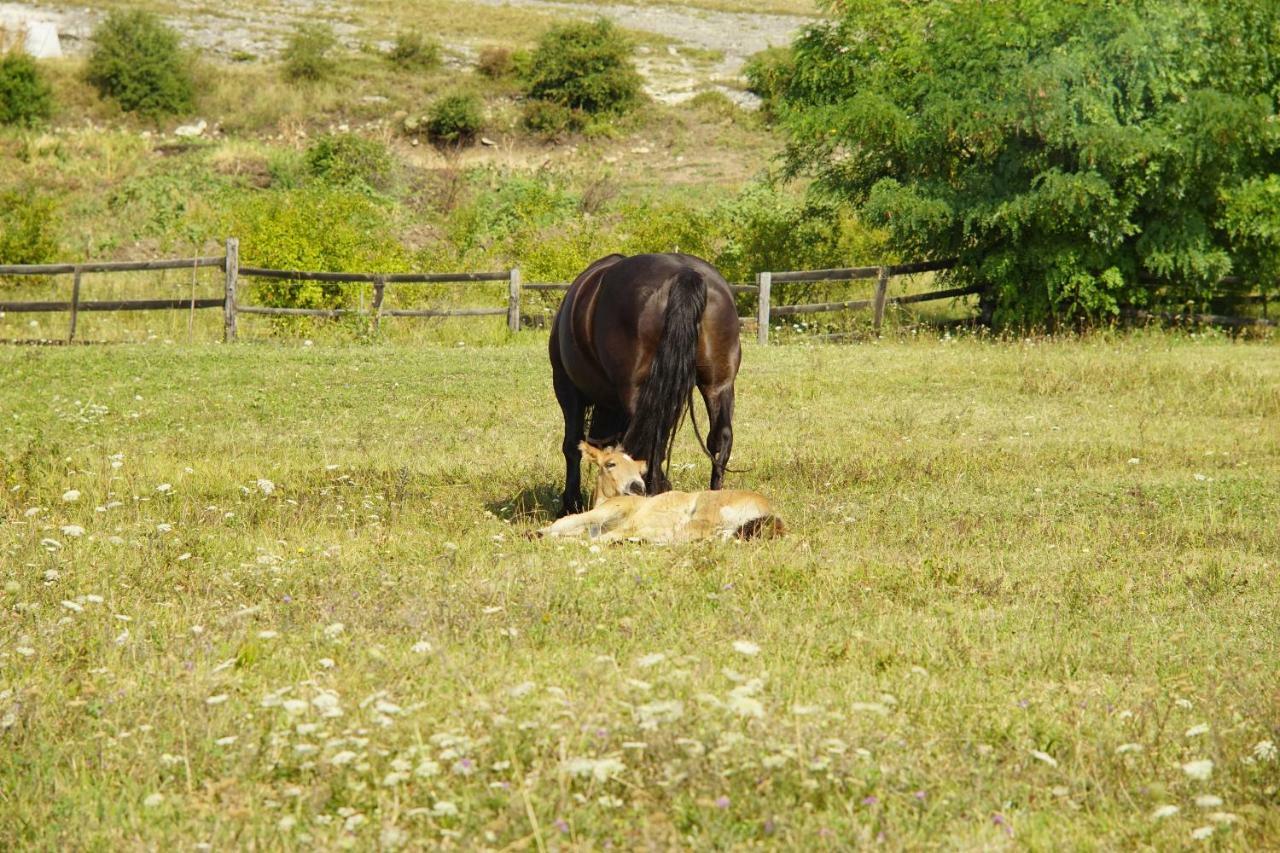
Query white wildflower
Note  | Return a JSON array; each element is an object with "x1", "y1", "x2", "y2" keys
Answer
[
  {"x1": 257, "y1": 630, "x2": 278, "y2": 640},
  {"x1": 410, "y1": 641, "x2": 432, "y2": 654},
  {"x1": 278, "y1": 816, "x2": 296, "y2": 831},
  {"x1": 318, "y1": 658, "x2": 335, "y2": 669},
  {"x1": 635, "y1": 699, "x2": 684, "y2": 729},
  {"x1": 509, "y1": 681, "x2": 536, "y2": 698},
  {"x1": 215, "y1": 736, "x2": 238, "y2": 746},
  {"x1": 1190, "y1": 826, "x2": 1214, "y2": 841},
  {"x1": 1185, "y1": 723, "x2": 1210, "y2": 737},
  {"x1": 329, "y1": 750, "x2": 357, "y2": 766},
  {"x1": 156, "y1": 483, "x2": 172, "y2": 493},
  {"x1": 636, "y1": 652, "x2": 666, "y2": 668},
  {"x1": 62, "y1": 489, "x2": 81, "y2": 502},
  {"x1": 282, "y1": 699, "x2": 308, "y2": 716},
  {"x1": 143, "y1": 792, "x2": 164, "y2": 808},
  {"x1": 850, "y1": 701, "x2": 891, "y2": 715},
  {"x1": 312, "y1": 692, "x2": 342, "y2": 717},
  {"x1": 60, "y1": 525, "x2": 85, "y2": 538},
  {"x1": 1175, "y1": 698, "x2": 1194, "y2": 709},
  {"x1": 61, "y1": 600, "x2": 83, "y2": 613},
  {"x1": 1152, "y1": 804, "x2": 1179, "y2": 819},
  {"x1": 206, "y1": 694, "x2": 229, "y2": 706},
  {"x1": 432, "y1": 801, "x2": 458, "y2": 817},
  {"x1": 256, "y1": 479, "x2": 275, "y2": 496},
  {"x1": 15, "y1": 647, "x2": 34, "y2": 657},
  {"x1": 1253, "y1": 740, "x2": 1276, "y2": 761},
  {"x1": 725, "y1": 692, "x2": 765, "y2": 719},
  {"x1": 414, "y1": 760, "x2": 440, "y2": 778},
  {"x1": 1116, "y1": 743, "x2": 1144, "y2": 754},
  {"x1": 1208, "y1": 813, "x2": 1238, "y2": 824},
  {"x1": 1195, "y1": 794, "x2": 1223, "y2": 809},
  {"x1": 1182, "y1": 759, "x2": 1214, "y2": 780},
  {"x1": 732, "y1": 640, "x2": 760, "y2": 656},
  {"x1": 324, "y1": 623, "x2": 344, "y2": 639},
  {"x1": 1030, "y1": 750, "x2": 1059, "y2": 768},
  {"x1": 561, "y1": 756, "x2": 625, "y2": 782}
]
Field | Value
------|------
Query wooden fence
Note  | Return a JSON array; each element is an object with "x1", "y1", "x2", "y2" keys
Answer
[
  {"x1": 753, "y1": 259, "x2": 978, "y2": 344},
  {"x1": 0, "y1": 239, "x2": 522, "y2": 342},
  {"x1": 2, "y1": 243, "x2": 1273, "y2": 344}
]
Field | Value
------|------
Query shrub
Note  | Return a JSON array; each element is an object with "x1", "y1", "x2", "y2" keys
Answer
[
  {"x1": 742, "y1": 46, "x2": 793, "y2": 121},
  {"x1": 780, "y1": 0, "x2": 1280, "y2": 326},
  {"x1": 476, "y1": 46, "x2": 514, "y2": 79},
  {"x1": 519, "y1": 19, "x2": 642, "y2": 114},
  {"x1": 221, "y1": 187, "x2": 406, "y2": 310},
  {"x1": 425, "y1": 93, "x2": 483, "y2": 145},
  {"x1": 85, "y1": 10, "x2": 194, "y2": 117},
  {"x1": 0, "y1": 51, "x2": 54, "y2": 126},
  {"x1": 305, "y1": 133, "x2": 394, "y2": 191},
  {"x1": 387, "y1": 30, "x2": 440, "y2": 71},
  {"x1": 0, "y1": 188, "x2": 59, "y2": 282},
  {"x1": 521, "y1": 99, "x2": 583, "y2": 137},
  {"x1": 281, "y1": 22, "x2": 337, "y2": 82}
]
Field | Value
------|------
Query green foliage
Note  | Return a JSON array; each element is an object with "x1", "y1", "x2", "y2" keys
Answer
[
  {"x1": 305, "y1": 133, "x2": 394, "y2": 191},
  {"x1": 425, "y1": 93, "x2": 483, "y2": 145},
  {"x1": 779, "y1": 0, "x2": 1280, "y2": 327},
  {"x1": 0, "y1": 188, "x2": 59, "y2": 279},
  {"x1": 281, "y1": 23, "x2": 338, "y2": 82},
  {"x1": 519, "y1": 19, "x2": 642, "y2": 115},
  {"x1": 520, "y1": 99, "x2": 583, "y2": 137},
  {"x1": 0, "y1": 52, "x2": 54, "y2": 127},
  {"x1": 85, "y1": 10, "x2": 194, "y2": 117},
  {"x1": 387, "y1": 30, "x2": 440, "y2": 71},
  {"x1": 221, "y1": 187, "x2": 406, "y2": 309},
  {"x1": 476, "y1": 46, "x2": 515, "y2": 79},
  {"x1": 742, "y1": 46, "x2": 793, "y2": 121}
]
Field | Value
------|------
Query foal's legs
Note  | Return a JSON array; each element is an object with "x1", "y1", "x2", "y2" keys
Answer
[
  {"x1": 553, "y1": 366, "x2": 587, "y2": 517},
  {"x1": 700, "y1": 383, "x2": 735, "y2": 490}
]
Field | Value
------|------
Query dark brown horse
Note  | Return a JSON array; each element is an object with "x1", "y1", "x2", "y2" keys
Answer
[{"x1": 549, "y1": 253, "x2": 741, "y2": 516}]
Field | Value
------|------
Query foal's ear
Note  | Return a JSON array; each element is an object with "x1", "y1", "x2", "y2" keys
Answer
[{"x1": 578, "y1": 440, "x2": 602, "y2": 463}]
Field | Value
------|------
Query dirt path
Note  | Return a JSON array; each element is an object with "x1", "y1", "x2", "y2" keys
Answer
[{"x1": 4, "y1": 0, "x2": 810, "y2": 105}]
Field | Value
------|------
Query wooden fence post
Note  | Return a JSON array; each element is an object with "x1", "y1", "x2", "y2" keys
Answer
[
  {"x1": 872, "y1": 265, "x2": 890, "y2": 333},
  {"x1": 508, "y1": 268, "x2": 521, "y2": 333},
  {"x1": 371, "y1": 276, "x2": 386, "y2": 333},
  {"x1": 756, "y1": 271, "x2": 771, "y2": 345},
  {"x1": 223, "y1": 238, "x2": 238, "y2": 342},
  {"x1": 68, "y1": 266, "x2": 82, "y2": 342}
]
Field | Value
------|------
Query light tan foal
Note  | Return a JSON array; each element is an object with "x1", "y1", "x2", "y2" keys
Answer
[{"x1": 539, "y1": 442, "x2": 783, "y2": 544}]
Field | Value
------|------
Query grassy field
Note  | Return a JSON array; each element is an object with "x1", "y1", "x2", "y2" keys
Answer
[{"x1": 2, "y1": 335, "x2": 1278, "y2": 849}]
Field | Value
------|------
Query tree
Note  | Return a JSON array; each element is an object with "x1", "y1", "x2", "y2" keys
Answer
[
  {"x1": 85, "y1": 10, "x2": 195, "y2": 117},
  {"x1": 778, "y1": 0, "x2": 1280, "y2": 326}
]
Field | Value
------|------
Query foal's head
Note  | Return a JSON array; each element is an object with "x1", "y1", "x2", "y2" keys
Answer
[{"x1": 579, "y1": 441, "x2": 647, "y2": 506}]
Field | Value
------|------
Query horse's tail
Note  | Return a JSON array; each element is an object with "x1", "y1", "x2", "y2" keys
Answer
[{"x1": 623, "y1": 267, "x2": 707, "y2": 490}]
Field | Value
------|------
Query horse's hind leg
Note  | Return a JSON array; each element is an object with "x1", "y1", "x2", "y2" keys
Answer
[
  {"x1": 701, "y1": 383, "x2": 735, "y2": 490},
  {"x1": 553, "y1": 365, "x2": 587, "y2": 517}
]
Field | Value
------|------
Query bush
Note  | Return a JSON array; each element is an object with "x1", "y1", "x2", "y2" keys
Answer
[
  {"x1": 305, "y1": 133, "x2": 394, "y2": 191},
  {"x1": 521, "y1": 99, "x2": 583, "y2": 137},
  {"x1": 519, "y1": 19, "x2": 642, "y2": 114},
  {"x1": 281, "y1": 23, "x2": 337, "y2": 82},
  {"x1": 780, "y1": 0, "x2": 1280, "y2": 327},
  {"x1": 387, "y1": 30, "x2": 440, "y2": 71},
  {"x1": 0, "y1": 188, "x2": 59, "y2": 282},
  {"x1": 476, "y1": 46, "x2": 515, "y2": 79},
  {"x1": 85, "y1": 10, "x2": 194, "y2": 117},
  {"x1": 221, "y1": 187, "x2": 406, "y2": 310},
  {"x1": 742, "y1": 46, "x2": 793, "y2": 121},
  {"x1": 0, "y1": 52, "x2": 54, "y2": 126},
  {"x1": 425, "y1": 93, "x2": 483, "y2": 145}
]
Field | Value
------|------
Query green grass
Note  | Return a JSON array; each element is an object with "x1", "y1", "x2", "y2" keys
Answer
[{"x1": 2, "y1": 335, "x2": 1278, "y2": 848}]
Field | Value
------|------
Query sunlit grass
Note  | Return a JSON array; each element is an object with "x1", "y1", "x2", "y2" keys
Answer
[{"x1": 2, "y1": 336, "x2": 1277, "y2": 848}]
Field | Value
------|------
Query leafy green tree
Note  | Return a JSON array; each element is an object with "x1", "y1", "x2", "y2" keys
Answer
[
  {"x1": 520, "y1": 19, "x2": 642, "y2": 115},
  {"x1": 0, "y1": 52, "x2": 54, "y2": 126},
  {"x1": 85, "y1": 10, "x2": 194, "y2": 117},
  {"x1": 779, "y1": 0, "x2": 1280, "y2": 325}
]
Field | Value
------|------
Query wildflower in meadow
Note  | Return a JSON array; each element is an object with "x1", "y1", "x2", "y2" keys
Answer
[
  {"x1": 1030, "y1": 750, "x2": 1058, "y2": 767},
  {"x1": 62, "y1": 490, "x2": 80, "y2": 502},
  {"x1": 1151, "y1": 804, "x2": 1179, "y2": 819},
  {"x1": 156, "y1": 483, "x2": 172, "y2": 494},
  {"x1": 257, "y1": 479, "x2": 275, "y2": 496},
  {"x1": 1194, "y1": 794, "x2": 1223, "y2": 808},
  {"x1": 1182, "y1": 759, "x2": 1213, "y2": 781},
  {"x1": 1185, "y1": 723, "x2": 1210, "y2": 737},
  {"x1": 60, "y1": 525, "x2": 85, "y2": 537},
  {"x1": 732, "y1": 640, "x2": 760, "y2": 656},
  {"x1": 143, "y1": 793, "x2": 164, "y2": 808},
  {"x1": 637, "y1": 652, "x2": 666, "y2": 667},
  {"x1": 329, "y1": 750, "x2": 357, "y2": 766},
  {"x1": 1115, "y1": 743, "x2": 1143, "y2": 754},
  {"x1": 1254, "y1": 740, "x2": 1276, "y2": 761},
  {"x1": 206, "y1": 694, "x2": 229, "y2": 705},
  {"x1": 1190, "y1": 826, "x2": 1214, "y2": 841},
  {"x1": 324, "y1": 623, "x2": 344, "y2": 639}
]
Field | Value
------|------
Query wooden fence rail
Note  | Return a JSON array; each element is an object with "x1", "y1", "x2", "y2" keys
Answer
[
  {"x1": 3, "y1": 245, "x2": 1273, "y2": 343},
  {"x1": 755, "y1": 259, "x2": 966, "y2": 344}
]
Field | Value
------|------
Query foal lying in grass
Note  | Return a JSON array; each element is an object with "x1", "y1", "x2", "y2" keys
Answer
[{"x1": 539, "y1": 442, "x2": 783, "y2": 544}]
